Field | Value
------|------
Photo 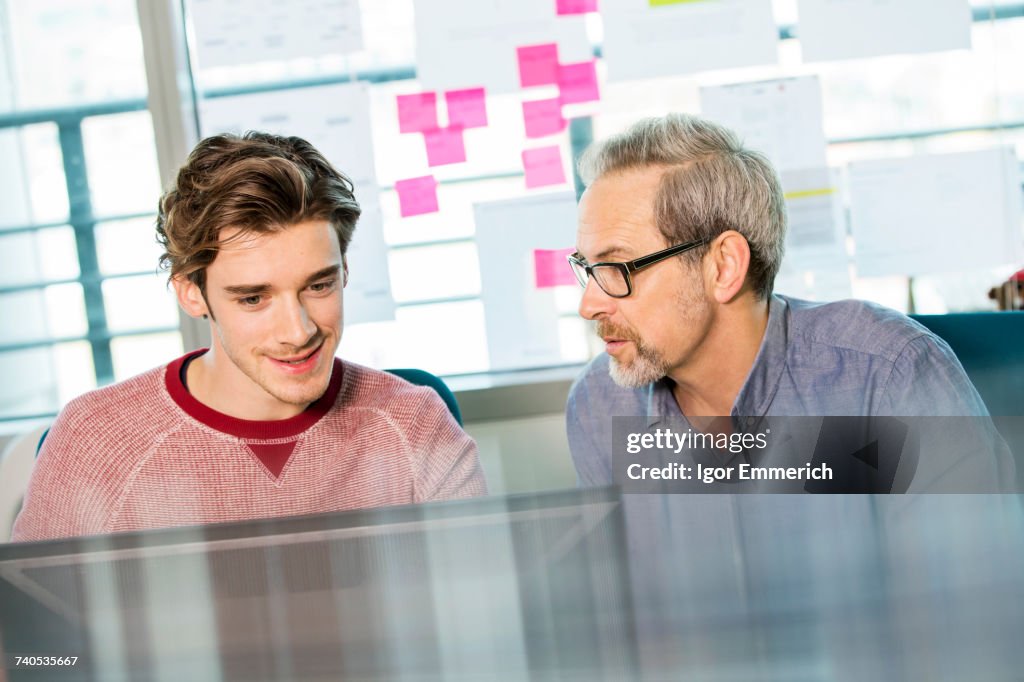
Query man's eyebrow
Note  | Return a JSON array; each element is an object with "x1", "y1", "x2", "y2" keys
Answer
[
  {"x1": 223, "y1": 282, "x2": 271, "y2": 296},
  {"x1": 302, "y1": 264, "x2": 342, "y2": 285},
  {"x1": 222, "y1": 265, "x2": 341, "y2": 296},
  {"x1": 593, "y1": 246, "x2": 632, "y2": 261}
]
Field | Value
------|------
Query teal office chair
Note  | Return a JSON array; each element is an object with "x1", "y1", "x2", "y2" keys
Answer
[
  {"x1": 35, "y1": 367, "x2": 462, "y2": 456},
  {"x1": 386, "y1": 368, "x2": 463, "y2": 426},
  {"x1": 910, "y1": 312, "x2": 1024, "y2": 417},
  {"x1": 912, "y1": 312, "x2": 1023, "y2": 492}
]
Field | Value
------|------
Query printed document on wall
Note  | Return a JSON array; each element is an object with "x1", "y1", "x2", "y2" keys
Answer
[
  {"x1": 775, "y1": 167, "x2": 852, "y2": 301},
  {"x1": 200, "y1": 83, "x2": 396, "y2": 323},
  {"x1": 475, "y1": 193, "x2": 579, "y2": 371},
  {"x1": 700, "y1": 76, "x2": 827, "y2": 173},
  {"x1": 848, "y1": 147, "x2": 1023, "y2": 278},
  {"x1": 190, "y1": 0, "x2": 364, "y2": 68},
  {"x1": 601, "y1": 0, "x2": 778, "y2": 83},
  {"x1": 413, "y1": 0, "x2": 591, "y2": 93},
  {"x1": 796, "y1": 0, "x2": 971, "y2": 62}
]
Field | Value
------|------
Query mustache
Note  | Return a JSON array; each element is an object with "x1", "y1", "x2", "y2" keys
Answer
[{"x1": 596, "y1": 321, "x2": 642, "y2": 345}]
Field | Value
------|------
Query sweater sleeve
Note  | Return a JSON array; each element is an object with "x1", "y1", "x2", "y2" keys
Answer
[
  {"x1": 406, "y1": 389, "x2": 488, "y2": 503},
  {"x1": 10, "y1": 398, "x2": 118, "y2": 542}
]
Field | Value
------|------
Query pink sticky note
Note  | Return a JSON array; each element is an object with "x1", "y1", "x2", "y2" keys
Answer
[
  {"x1": 534, "y1": 247, "x2": 578, "y2": 288},
  {"x1": 423, "y1": 127, "x2": 467, "y2": 166},
  {"x1": 395, "y1": 175, "x2": 439, "y2": 217},
  {"x1": 556, "y1": 0, "x2": 598, "y2": 14},
  {"x1": 557, "y1": 60, "x2": 600, "y2": 105},
  {"x1": 517, "y1": 43, "x2": 560, "y2": 88},
  {"x1": 522, "y1": 98, "x2": 566, "y2": 139},
  {"x1": 522, "y1": 146, "x2": 567, "y2": 189},
  {"x1": 445, "y1": 87, "x2": 488, "y2": 129},
  {"x1": 397, "y1": 92, "x2": 438, "y2": 134}
]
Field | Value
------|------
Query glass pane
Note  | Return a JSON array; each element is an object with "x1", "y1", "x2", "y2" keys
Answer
[
  {"x1": 187, "y1": 0, "x2": 416, "y2": 92},
  {"x1": 0, "y1": 284, "x2": 87, "y2": 344},
  {"x1": 342, "y1": 300, "x2": 489, "y2": 375},
  {"x1": 82, "y1": 112, "x2": 163, "y2": 217},
  {"x1": 387, "y1": 241, "x2": 481, "y2": 303},
  {"x1": 394, "y1": 301, "x2": 488, "y2": 375},
  {"x1": 102, "y1": 274, "x2": 180, "y2": 333},
  {"x1": 0, "y1": 347, "x2": 58, "y2": 417},
  {"x1": 53, "y1": 341, "x2": 98, "y2": 405},
  {"x1": 0, "y1": 124, "x2": 69, "y2": 229},
  {"x1": 369, "y1": 81, "x2": 537, "y2": 186},
  {"x1": 95, "y1": 216, "x2": 162, "y2": 276},
  {"x1": 110, "y1": 332, "x2": 184, "y2": 381},
  {"x1": 380, "y1": 176, "x2": 527, "y2": 246},
  {"x1": 0, "y1": 226, "x2": 79, "y2": 287},
  {"x1": 558, "y1": 315, "x2": 590, "y2": 364},
  {"x1": 1, "y1": 0, "x2": 147, "y2": 111},
  {"x1": 0, "y1": 341, "x2": 96, "y2": 420}
]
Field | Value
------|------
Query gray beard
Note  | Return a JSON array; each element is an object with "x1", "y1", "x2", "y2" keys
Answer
[{"x1": 607, "y1": 340, "x2": 669, "y2": 388}]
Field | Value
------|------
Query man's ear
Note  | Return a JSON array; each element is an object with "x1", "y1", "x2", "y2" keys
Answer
[
  {"x1": 707, "y1": 230, "x2": 751, "y2": 304},
  {"x1": 172, "y1": 274, "x2": 210, "y2": 319},
  {"x1": 342, "y1": 256, "x2": 349, "y2": 288}
]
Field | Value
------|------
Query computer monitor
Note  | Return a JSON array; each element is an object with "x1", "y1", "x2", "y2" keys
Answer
[{"x1": 0, "y1": 487, "x2": 637, "y2": 682}]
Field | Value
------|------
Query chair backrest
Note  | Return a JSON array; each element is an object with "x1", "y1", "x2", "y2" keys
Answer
[
  {"x1": 910, "y1": 312, "x2": 1024, "y2": 417},
  {"x1": 0, "y1": 424, "x2": 49, "y2": 543},
  {"x1": 386, "y1": 368, "x2": 463, "y2": 426},
  {"x1": 912, "y1": 312, "x2": 1024, "y2": 492}
]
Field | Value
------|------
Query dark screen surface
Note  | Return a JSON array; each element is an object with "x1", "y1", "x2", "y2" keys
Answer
[{"x1": 0, "y1": 487, "x2": 636, "y2": 682}]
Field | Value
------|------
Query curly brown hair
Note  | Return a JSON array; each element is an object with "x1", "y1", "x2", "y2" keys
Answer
[{"x1": 156, "y1": 131, "x2": 362, "y2": 292}]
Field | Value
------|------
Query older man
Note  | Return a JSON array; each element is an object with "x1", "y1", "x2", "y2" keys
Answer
[
  {"x1": 565, "y1": 114, "x2": 1013, "y2": 492},
  {"x1": 13, "y1": 132, "x2": 486, "y2": 542}
]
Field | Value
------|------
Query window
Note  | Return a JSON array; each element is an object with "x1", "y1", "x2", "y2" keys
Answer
[
  {"x1": 0, "y1": 0, "x2": 180, "y2": 431},
  {"x1": 2, "y1": 0, "x2": 1022, "y2": 429}
]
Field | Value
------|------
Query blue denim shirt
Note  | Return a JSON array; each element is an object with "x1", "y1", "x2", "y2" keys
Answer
[{"x1": 567, "y1": 295, "x2": 1014, "y2": 491}]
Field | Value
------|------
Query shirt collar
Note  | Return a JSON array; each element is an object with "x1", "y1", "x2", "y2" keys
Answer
[{"x1": 732, "y1": 293, "x2": 789, "y2": 418}]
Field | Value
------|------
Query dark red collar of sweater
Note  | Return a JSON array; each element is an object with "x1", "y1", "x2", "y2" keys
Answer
[{"x1": 164, "y1": 349, "x2": 344, "y2": 441}]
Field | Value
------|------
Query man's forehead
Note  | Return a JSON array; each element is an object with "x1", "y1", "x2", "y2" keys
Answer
[{"x1": 577, "y1": 186, "x2": 664, "y2": 260}]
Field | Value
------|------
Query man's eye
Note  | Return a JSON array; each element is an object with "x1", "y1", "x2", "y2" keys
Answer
[
  {"x1": 309, "y1": 279, "x2": 336, "y2": 293},
  {"x1": 239, "y1": 295, "x2": 262, "y2": 306}
]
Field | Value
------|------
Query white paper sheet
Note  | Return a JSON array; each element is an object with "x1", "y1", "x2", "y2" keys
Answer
[
  {"x1": 190, "y1": 0, "x2": 364, "y2": 69},
  {"x1": 700, "y1": 76, "x2": 827, "y2": 173},
  {"x1": 475, "y1": 192, "x2": 579, "y2": 371},
  {"x1": 601, "y1": 0, "x2": 778, "y2": 83},
  {"x1": 775, "y1": 167, "x2": 852, "y2": 301},
  {"x1": 199, "y1": 83, "x2": 396, "y2": 323},
  {"x1": 796, "y1": 0, "x2": 971, "y2": 62},
  {"x1": 848, "y1": 147, "x2": 1023, "y2": 278},
  {"x1": 412, "y1": 0, "x2": 591, "y2": 93}
]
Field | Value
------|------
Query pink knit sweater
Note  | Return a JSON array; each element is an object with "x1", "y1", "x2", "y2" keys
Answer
[{"x1": 11, "y1": 352, "x2": 486, "y2": 542}]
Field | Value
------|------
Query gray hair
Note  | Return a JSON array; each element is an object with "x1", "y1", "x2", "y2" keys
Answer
[{"x1": 578, "y1": 113, "x2": 786, "y2": 300}]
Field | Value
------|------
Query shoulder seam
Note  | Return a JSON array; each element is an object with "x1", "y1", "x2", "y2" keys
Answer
[
  {"x1": 104, "y1": 421, "x2": 189, "y2": 533},
  {"x1": 796, "y1": 328, "x2": 929, "y2": 364}
]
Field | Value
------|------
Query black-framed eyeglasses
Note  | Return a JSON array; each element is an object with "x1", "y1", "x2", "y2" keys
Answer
[{"x1": 566, "y1": 238, "x2": 709, "y2": 298}]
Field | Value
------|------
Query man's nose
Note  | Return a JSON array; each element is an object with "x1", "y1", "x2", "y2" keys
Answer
[
  {"x1": 578, "y1": 278, "x2": 615, "y2": 320},
  {"x1": 276, "y1": 298, "x2": 318, "y2": 347}
]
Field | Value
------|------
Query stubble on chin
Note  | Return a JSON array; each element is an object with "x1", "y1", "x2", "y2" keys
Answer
[{"x1": 607, "y1": 343, "x2": 668, "y2": 389}]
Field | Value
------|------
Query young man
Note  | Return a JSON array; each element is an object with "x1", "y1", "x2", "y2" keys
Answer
[
  {"x1": 565, "y1": 114, "x2": 1013, "y2": 492},
  {"x1": 13, "y1": 132, "x2": 486, "y2": 542}
]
